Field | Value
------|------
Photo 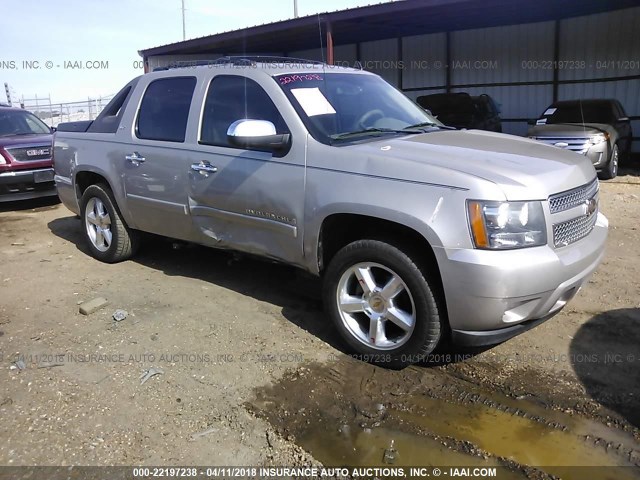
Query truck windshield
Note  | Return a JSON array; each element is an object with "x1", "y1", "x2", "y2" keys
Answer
[
  {"x1": 0, "y1": 109, "x2": 51, "y2": 136},
  {"x1": 543, "y1": 102, "x2": 615, "y2": 124},
  {"x1": 275, "y1": 72, "x2": 441, "y2": 144}
]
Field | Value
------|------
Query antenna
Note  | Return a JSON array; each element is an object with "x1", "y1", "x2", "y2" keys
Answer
[{"x1": 579, "y1": 99, "x2": 586, "y2": 136}]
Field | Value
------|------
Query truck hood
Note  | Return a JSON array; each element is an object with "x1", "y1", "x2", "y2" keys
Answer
[
  {"x1": 528, "y1": 123, "x2": 613, "y2": 138},
  {"x1": 349, "y1": 129, "x2": 596, "y2": 201},
  {"x1": 0, "y1": 133, "x2": 53, "y2": 148}
]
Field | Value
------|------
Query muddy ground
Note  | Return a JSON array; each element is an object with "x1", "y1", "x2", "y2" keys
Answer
[{"x1": 0, "y1": 169, "x2": 639, "y2": 479}]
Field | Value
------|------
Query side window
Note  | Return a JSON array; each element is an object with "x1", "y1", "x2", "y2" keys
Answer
[
  {"x1": 200, "y1": 75, "x2": 288, "y2": 147},
  {"x1": 88, "y1": 79, "x2": 138, "y2": 134},
  {"x1": 137, "y1": 77, "x2": 196, "y2": 142},
  {"x1": 609, "y1": 103, "x2": 619, "y2": 121}
]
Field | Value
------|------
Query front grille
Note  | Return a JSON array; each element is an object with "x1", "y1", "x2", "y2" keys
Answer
[
  {"x1": 6, "y1": 144, "x2": 52, "y2": 162},
  {"x1": 534, "y1": 136, "x2": 590, "y2": 154},
  {"x1": 548, "y1": 178, "x2": 599, "y2": 214},
  {"x1": 553, "y1": 209, "x2": 598, "y2": 247}
]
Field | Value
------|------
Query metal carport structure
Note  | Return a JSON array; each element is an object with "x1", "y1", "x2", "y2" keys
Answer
[{"x1": 139, "y1": 0, "x2": 640, "y2": 150}]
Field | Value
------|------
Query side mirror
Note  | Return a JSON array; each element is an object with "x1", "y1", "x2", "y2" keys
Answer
[
  {"x1": 50, "y1": 126, "x2": 57, "y2": 133},
  {"x1": 227, "y1": 119, "x2": 290, "y2": 153}
]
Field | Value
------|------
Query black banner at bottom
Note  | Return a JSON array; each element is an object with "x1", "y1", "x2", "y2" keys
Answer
[{"x1": 0, "y1": 466, "x2": 637, "y2": 480}]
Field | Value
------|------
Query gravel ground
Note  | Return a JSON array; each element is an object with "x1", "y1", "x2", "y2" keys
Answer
[{"x1": 0, "y1": 170, "x2": 638, "y2": 475}]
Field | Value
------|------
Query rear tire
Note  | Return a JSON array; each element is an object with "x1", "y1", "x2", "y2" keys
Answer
[
  {"x1": 80, "y1": 184, "x2": 139, "y2": 263},
  {"x1": 323, "y1": 239, "x2": 442, "y2": 369},
  {"x1": 598, "y1": 144, "x2": 619, "y2": 180}
]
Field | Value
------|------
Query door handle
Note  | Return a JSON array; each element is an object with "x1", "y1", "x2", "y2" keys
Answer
[
  {"x1": 125, "y1": 152, "x2": 146, "y2": 166},
  {"x1": 191, "y1": 161, "x2": 218, "y2": 177}
]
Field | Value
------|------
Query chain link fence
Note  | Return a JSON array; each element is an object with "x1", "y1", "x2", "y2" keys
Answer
[{"x1": 19, "y1": 95, "x2": 114, "y2": 128}]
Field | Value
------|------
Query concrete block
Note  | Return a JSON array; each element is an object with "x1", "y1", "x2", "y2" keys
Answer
[{"x1": 79, "y1": 297, "x2": 109, "y2": 315}]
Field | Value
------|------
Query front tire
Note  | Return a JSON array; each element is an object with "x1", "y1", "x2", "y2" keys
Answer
[
  {"x1": 598, "y1": 144, "x2": 619, "y2": 180},
  {"x1": 323, "y1": 240, "x2": 442, "y2": 368},
  {"x1": 80, "y1": 184, "x2": 138, "y2": 263}
]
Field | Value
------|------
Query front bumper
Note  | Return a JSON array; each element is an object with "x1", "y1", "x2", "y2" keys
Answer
[
  {"x1": 0, "y1": 168, "x2": 57, "y2": 202},
  {"x1": 585, "y1": 143, "x2": 609, "y2": 169},
  {"x1": 437, "y1": 212, "x2": 608, "y2": 346}
]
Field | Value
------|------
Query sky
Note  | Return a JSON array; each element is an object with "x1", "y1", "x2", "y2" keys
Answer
[{"x1": 1, "y1": 0, "x2": 384, "y2": 104}]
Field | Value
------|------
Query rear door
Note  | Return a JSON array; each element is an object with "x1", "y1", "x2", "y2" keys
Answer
[
  {"x1": 121, "y1": 76, "x2": 196, "y2": 238},
  {"x1": 186, "y1": 74, "x2": 305, "y2": 265}
]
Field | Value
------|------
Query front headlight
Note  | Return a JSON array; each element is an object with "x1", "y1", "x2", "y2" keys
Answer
[
  {"x1": 588, "y1": 133, "x2": 609, "y2": 145},
  {"x1": 467, "y1": 200, "x2": 547, "y2": 249}
]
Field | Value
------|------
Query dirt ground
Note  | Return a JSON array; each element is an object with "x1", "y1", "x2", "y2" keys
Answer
[{"x1": 0, "y1": 168, "x2": 639, "y2": 478}]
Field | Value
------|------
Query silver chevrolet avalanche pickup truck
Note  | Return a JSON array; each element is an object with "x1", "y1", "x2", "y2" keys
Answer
[{"x1": 53, "y1": 58, "x2": 608, "y2": 367}]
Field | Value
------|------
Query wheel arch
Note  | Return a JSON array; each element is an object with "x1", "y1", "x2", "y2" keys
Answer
[
  {"x1": 74, "y1": 167, "x2": 134, "y2": 227},
  {"x1": 316, "y1": 211, "x2": 448, "y2": 325},
  {"x1": 75, "y1": 169, "x2": 112, "y2": 200}
]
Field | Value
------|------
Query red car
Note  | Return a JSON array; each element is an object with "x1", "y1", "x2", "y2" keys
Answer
[{"x1": 0, "y1": 105, "x2": 56, "y2": 202}]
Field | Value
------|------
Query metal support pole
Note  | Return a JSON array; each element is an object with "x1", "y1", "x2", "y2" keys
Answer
[
  {"x1": 4, "y1": 83, "x2": 11, "y2": 106},
  {"x1": 182, "y1": 0, "x2": 186, "y2": 40},
  {"x1": 553, "y1": 20, "x2": 560, "y2": 102},
  {"x1": 326, "y1": 21, "x2": 334, "y2": 65},
  {"x1": 445, "y1": 31, "x2": 452, "y2": 93}
]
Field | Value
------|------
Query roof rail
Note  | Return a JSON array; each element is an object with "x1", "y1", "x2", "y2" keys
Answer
[{"x1": 153, "y1": 55, "x2": 326, "y2": 71}]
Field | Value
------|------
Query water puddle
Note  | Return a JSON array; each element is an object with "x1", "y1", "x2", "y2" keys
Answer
[
  {"x1": 399, "y1": 396, "x2": 636, "y2": 479},
  {"x1": 250, "y1": 359, "x2": 640, "y2": 479},
  {"x1": 299, "y1": 424, "x2": 525, "y2": 478}
]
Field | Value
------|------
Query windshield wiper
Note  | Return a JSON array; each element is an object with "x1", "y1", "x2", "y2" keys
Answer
[
  {"x1": 331, "y1": 127, "x2": 421, "y2": 141},
  {"x1": 403, "y1": 122, "x2": 457, "y2": 131}
]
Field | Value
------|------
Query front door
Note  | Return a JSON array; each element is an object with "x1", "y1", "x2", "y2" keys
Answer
[{"x1": 186, "y1": 75, "x2": 305, "y2": 265}]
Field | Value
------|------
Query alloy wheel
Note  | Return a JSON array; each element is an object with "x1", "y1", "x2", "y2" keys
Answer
[{"x1": 335, "y1": 262, "x2": 416, "y2": 350}]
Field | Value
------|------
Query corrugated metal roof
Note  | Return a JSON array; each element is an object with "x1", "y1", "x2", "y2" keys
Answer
[{"x1": 139, "y1": 0, "x2": 640, "y2": 58}]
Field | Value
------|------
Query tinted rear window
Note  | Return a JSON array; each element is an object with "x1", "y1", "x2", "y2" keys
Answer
[
  {"x1": 89, "y1": 79, "x2": 138, "y2": 133},
  {"x1": 137, "y1": 77, "x2": 196, "y2": 142},
  {"x1": 417, "y1": 94, "x2": 474, "y2": 115}
]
